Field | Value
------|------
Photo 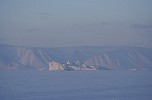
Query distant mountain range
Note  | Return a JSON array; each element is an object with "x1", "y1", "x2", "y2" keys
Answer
[{"x1": 0, "y1": 44, "x2": 152, "y2": 70}]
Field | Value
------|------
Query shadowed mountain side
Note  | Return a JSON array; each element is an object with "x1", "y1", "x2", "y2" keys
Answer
[
  {"x1": 84, "y1": 48, "x2": 152, "y2": 70},
  {"x1": 0, "y1": 44, "x2": 152, "y2": 70}
]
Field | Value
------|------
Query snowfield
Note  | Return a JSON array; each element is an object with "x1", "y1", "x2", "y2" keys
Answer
[{"x1": 0, "y1": 70, "x2": 152, "y2": 100}]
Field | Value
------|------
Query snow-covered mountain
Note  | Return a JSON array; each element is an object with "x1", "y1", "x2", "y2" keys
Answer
[{"x1": 0, "y1": 44, "x2": 152, "y2": 70}]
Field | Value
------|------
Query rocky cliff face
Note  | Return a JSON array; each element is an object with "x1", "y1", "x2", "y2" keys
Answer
[
  {"x1": 0, "y1": 44, "x2": 152, "y2": 70},
  {"x1": 48, "y1": 61, "x2": 64, "y2": 70}
]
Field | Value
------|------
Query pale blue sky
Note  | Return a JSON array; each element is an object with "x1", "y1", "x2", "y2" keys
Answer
[{"x1": 0, "y1": 0, "x2": 152, "y2": 47}]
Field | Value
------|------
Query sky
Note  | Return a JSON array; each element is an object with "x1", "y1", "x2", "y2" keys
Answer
[{"x1": 0, "y1": 0, "x2": 152, "y2": 47}]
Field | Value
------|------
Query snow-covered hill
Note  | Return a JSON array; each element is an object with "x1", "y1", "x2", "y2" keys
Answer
[{"x1": 0, "y1": 44, "x2": 152, "y2": 70}]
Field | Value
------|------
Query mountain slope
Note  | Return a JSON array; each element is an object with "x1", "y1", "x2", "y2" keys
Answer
[
  {"x1": 0, "y1": 44, "x2": 152, "y2": 70},
  {"x1": 84, "y1": 47, "x2": 152, "y2": 70}
]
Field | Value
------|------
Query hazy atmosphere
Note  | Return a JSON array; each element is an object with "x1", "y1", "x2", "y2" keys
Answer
[
  {"x1": 1, "y1": 1, "x2": 152, "y2": 100},
  {"x1": 0, "y1": 0, "x2": 152, "y2": 47}
]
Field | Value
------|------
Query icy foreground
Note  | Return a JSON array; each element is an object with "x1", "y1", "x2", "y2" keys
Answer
[{"x1": 0, "y1": 71, "x2": 152, "y2": 100}]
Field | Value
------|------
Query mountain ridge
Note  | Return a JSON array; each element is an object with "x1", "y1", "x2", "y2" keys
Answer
[{"x1": 0, "y1": 44, "x2": 152, "y2": 70}]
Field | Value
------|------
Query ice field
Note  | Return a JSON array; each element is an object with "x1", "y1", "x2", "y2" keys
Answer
[{"x1": 0, "y1": 70, "x2": 152, "y2": 100}]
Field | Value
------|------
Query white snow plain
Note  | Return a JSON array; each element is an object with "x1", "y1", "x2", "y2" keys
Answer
[{"x1": 0, "y1": 70, "x2": 152, "y2": 100}]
